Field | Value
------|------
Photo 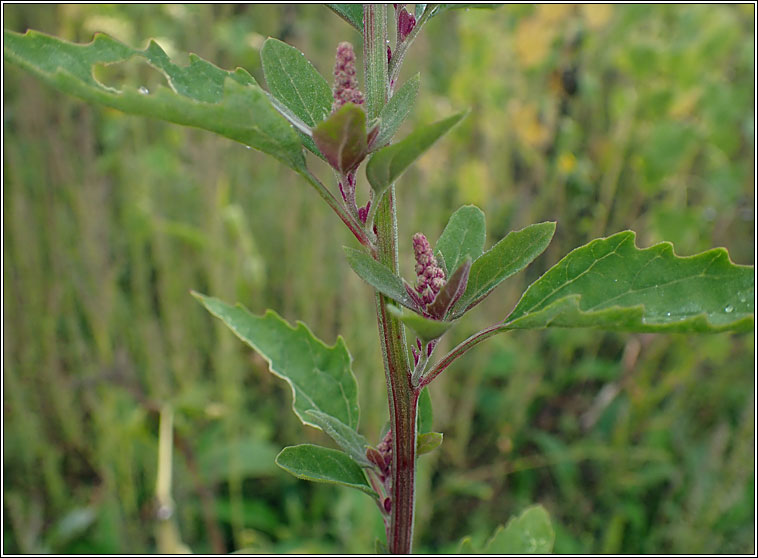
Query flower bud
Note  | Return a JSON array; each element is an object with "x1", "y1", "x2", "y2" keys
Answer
[
  {"x1": 398, "y1": 8, "x2": 416, "y2": 43},
  {"x1": 332, "y1": 42, "x2": 364, "y2": 111},
  {"x1": 412, "y1": 233, "x2": 446, "y2": 308}
]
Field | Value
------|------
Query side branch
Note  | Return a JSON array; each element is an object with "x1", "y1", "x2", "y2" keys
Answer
[
  {"x1": 418, "y1": 323, "x2": 505, "y2": 388},
  {"x1": 300, "y1": 169, "x2": 372, "y2": 249}
]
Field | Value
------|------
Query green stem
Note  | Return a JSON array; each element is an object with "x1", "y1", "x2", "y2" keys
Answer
[
  {"x1": 364, "y1": 5, "x2": 416, "y2": 554},
  {"x1": 363, "y1": 5, "x2": 388, "y2": 120}
]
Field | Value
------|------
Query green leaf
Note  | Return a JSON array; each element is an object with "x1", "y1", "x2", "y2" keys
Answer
[
  {"x1": 503, "y1": 231, "x2": 754, "y2": 332},
  {"x1": 312, "y1": 103, "x2": 368, "y2": 173},
  {"x1": 485, "y1": 505, "x2": 555, "y2": 554},
  {"x1": 275, "y1": 444, "x2": 376, "y2": 496},
  {"x1": 304, "y1": 410, "x2": 371, "y2": 467},
  {"x1": 344, "y1": 247, "x2": 418, "y2": 310},
  {"x1": 4, "y1": 29, "x2": 305, "y2": 171},
  {"x1": 261, "y1": 38, "x2": 332, "y2": 128},
  {"x1": 417, "y1": 432, "x2": 443, "y2": 455},
  {"x1": 366, "y1": 111, "x2": 467, "y2": 194},
  {"x1": 327, "y1": 4, "x2": 364, "y2": 32},
  {"x1": 260, "y1": 38, "x2": 333, "y2": 156},
  {"x1": 192, "y1": 292, "x2": 359, "y2": 429},
  {"x1": 418, "y1": 387, "x2": 433, "y2": 434},
  {"x1": 427, "y1": 258, "x2": 472, "y2": 320},
  {"x1": 373, "y1": 73, "x2": 420, "y2": 149},
  {"x1": 435, "y1": 205, "x2": 486, "y2": 276},
  {"x1": 452, "y1": 222, "x2": 556, "y2": 317},
  {"x1": 387, "y1": 305, "x2": 454, "y2": 344}
]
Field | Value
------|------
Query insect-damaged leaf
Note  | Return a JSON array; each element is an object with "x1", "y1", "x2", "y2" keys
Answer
[
  {"x1": 4, "y1": 30, "x2": 306, "y2": 171},
  {"x1": 502, "y1": 231, "x2": 754, "y2": 333}
]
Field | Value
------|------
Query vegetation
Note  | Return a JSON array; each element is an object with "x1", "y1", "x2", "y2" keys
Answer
[{"x1": 3, "y1": 4, "x2": 754, "y2": 554}]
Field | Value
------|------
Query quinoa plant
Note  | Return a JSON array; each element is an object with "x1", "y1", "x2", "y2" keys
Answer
[{"x1": 4, "y1": 5, "x2": 753, "y2": 554}]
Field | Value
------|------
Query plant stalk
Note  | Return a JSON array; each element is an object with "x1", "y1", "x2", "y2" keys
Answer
[
  {"x1": 364, "y1": 5, "x2": 417, "y2": 554},
  {"x1": 373, "y1": 188, "x2": 417, "y2": 554}
]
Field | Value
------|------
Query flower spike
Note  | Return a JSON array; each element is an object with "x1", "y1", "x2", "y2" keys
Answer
[{"x1": 332, "y1": 42, "x2": 364, "y2": 111}]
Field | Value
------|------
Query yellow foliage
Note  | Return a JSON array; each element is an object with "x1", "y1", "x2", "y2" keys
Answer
[
  {"x1": 669, "y1": 89, "x2": 701, "y2": 119},
  {"x1": 510, "y1": 101, "x2": 551, "y2": 149},
  {"x1": 558, "y1": 152, "x2": 577, "y2": 175},
  {"x1": 536, "y1": 4, "x2": 574, "y2": 23},
  {"x1": 514, "y1": 16, "x2": 555, "y2": 67},
  {"x1": 581, "y1": 4, "x2": 613, "y2": 29}
]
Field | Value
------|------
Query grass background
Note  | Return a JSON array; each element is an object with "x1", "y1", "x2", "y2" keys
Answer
[{"x1": 3, "y1": 4, "x2": 755, "y2": 554}]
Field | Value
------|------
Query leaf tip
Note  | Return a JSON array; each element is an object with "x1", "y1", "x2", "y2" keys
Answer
[{"x1": 190, "y1": 290, "x2": 209, "y2": 304}]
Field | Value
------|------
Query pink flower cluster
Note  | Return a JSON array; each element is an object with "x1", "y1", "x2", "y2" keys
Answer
[
  {"x1": 332, "y1": 42, "x2": 364, "y2": 111},
  {"x1": 413, "y1": 233, "x2": 446, "y2": 306},
  {"x1": 366, "y1": 429, "x2": 393, "y2": 514}
]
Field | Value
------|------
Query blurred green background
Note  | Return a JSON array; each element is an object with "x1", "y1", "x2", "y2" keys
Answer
[{"x1": 3, "y1": 4, "x2": 754, "y2": 554}]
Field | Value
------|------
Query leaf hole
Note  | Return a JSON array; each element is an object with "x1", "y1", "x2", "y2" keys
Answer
[{"x1": 93, "y1": 55, "x2": 170, "y2": 95}]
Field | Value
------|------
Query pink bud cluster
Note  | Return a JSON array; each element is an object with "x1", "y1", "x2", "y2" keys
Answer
[
  {"x1": 411, "y1": 336, "x2": 435, "y2": 366},
  {"x1": 376, "y1": 430, "x2": 392, "y2": 473},
  {"x1": 366, "y1": 429, "x2": 393, "y2": 514},
  {"x1": 332, "y1": 42, "x2": 364, "y2": 111},
  {"x1": 413, "y1": 233, "x2": 446, "y2": 306}
]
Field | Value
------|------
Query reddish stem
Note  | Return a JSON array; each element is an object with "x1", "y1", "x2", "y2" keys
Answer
[{"x1": 419, "y1": 323, "x2": 505, "y2": 388}]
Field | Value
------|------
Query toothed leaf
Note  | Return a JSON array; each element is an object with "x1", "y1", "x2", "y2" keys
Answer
[
  {"x1": 192, "y1": 292, "x2": 359, "y2": 429},
  {"x1": 502, "y1": 231, "x2": 754, "y2": 332},
  {"x1": 4, "y1": 30, "x2": 305, "y2": 171}
]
